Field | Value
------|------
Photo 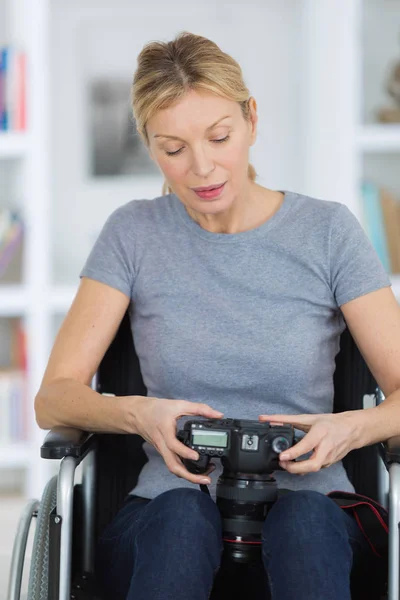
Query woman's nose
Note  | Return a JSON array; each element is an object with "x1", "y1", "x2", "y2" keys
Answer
[{"x1": 191, "y1": 147, "x2": 215, "y2": 178}]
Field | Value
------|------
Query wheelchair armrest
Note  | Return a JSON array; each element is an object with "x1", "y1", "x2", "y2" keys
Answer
[
  {"x1": 381, "y1": 435, "x2": 400, "y2": 467},
  {"x1": 40, "y1": 426, "x2": 97, "y2": 461}
]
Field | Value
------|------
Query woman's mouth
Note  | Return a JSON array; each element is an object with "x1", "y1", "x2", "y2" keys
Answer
[{"x1": 192, "y1": 182, "x2": 226, "y2": 200}]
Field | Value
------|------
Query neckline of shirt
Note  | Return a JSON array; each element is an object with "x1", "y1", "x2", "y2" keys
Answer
[{"x1": 170, "y1": 189, "x2": 296, "y2": 243}]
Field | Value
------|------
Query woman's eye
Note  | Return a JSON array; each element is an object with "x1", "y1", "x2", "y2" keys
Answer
[
  {"x1": 165, "y1": 147, "x2": 183, "y2": 156},
  {"x1": 165, "y1": 135, "x2": 230, "y2": 157},
  {"x1": 213, "y1": 135, "x2": 230, "y2": 145}
]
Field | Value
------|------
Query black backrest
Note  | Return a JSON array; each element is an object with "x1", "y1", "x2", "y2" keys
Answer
[
  {"x1": 93, "y1": 310, "x2": 148, "y2": 541},
  {"x1": 333, "y1": 325, "x2": 381, "y2": 501},
  {"x1": 93, "y1": 311, "x2": 381, "y2": 540}
]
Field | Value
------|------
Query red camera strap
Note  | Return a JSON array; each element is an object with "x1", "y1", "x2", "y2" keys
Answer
[{"x1": 327, "y1": 490, "x2": 389, "y2": 558}]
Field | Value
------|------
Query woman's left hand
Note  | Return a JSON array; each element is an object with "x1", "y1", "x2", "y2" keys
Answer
[{"x1": 258, "y1": 410, "x2": 364, "y2": 474}]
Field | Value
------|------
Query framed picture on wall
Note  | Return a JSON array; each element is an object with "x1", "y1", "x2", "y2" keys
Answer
[{"x1": 88, "y1": 77, "x2": 159, "y2": 177}]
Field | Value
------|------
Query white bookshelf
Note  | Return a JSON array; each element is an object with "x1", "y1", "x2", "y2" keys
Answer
[
  {"x1": 49, "y1": 285, "x2": 78, "y2": 313},
  {"x1": 357, "y1": 125, "x2": 400, "y2": 152},
  {"x1": 0, "y1": 284, "x2": 78, "y2": 316},
  {"x1": 301, "y1": 1, "x2": 400, "y2": 228},
  {"x1": 1, "y1": 0, "x2": 400, "y2": 501},
  {"x1": 0, "y1": 0, "x2": 53, "y2": 499},
  {"x1": 0, "y1": 285, "x2": 29, "y2": 315},
  {"x1": 0, "y1": 131, "x2": 30, "y2": 158}
]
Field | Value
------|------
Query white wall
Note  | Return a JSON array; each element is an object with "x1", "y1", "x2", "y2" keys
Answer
[{"x1": 50, "y1": 0, "x2": 304, "y2": 284}]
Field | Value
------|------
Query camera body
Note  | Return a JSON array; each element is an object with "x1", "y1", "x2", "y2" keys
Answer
[
  {"x1": 177, "y1": 417, "x2": 295, "y2": 563},
  {"x1": 177, "y1": 417, "x2": 294, "y2": 476}
]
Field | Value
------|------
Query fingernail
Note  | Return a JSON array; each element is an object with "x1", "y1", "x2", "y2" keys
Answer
[
  {"x1": 201, "y1": 478, "x2": 211, "y2": 484},
  {"x1": 280, "y1": 453, "x2": 290, "y2": 460}
]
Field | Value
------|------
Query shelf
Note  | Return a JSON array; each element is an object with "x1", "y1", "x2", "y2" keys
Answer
[
  {"x1": 392, "y1": 275, "x2": 400, "y2": 299},
  {"x1": 49, "y1": 284, "x2": 78, "y2": 312},
  {"x1": 0, "y1": 285, "x2": 79, "y2": 316},
  {"x1": 357, "y1": 125, "x2": 400, "y2": 152},
  {"x1": 0, "y1": 285, "x2": 28, "y2": 316},
  {"x1": 0, "y1": 442, "x2": 31, "y2": 468},
  {"x1": 0, "y1": 132, "x2": 30, "y2": 159}
]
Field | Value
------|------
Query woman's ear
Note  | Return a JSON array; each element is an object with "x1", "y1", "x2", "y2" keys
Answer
[
  {"x1": 248, "y1": 97, "x2": 258, "y2": 145},
  {"x1": 147, "y1": 145, "x2": 155, "y2": 162}
]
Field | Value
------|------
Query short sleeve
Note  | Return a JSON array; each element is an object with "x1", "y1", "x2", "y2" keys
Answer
[
  {"x1": 79, "y1": 204, "x2": 136, "y2": 298},
  {"x1": 330, "y1": 203, "x2": 392, "y2": 307}
]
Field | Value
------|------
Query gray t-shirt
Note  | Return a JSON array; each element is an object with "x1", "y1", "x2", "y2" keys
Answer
[{"x1": 80, "y1": 190, "x2": 391, "y2": 500}]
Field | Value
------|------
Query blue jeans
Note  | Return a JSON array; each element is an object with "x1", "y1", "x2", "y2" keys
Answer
[{"x1": 95, "y1": 487, "x2": 380, "y2": 600}]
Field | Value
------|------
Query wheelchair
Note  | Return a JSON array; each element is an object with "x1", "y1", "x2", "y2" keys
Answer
[{"x1": 6, "y1": 310, "x2": 400, "y2": 600}]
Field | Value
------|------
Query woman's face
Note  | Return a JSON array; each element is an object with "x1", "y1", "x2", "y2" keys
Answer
[{"x1": 146, "y1": 89, "x2": 258, "y2": 218}]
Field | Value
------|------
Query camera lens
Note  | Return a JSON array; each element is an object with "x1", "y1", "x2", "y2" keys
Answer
[
  {"x1": 271, "y1": 436, "x2": 290, "y2": 454},
  {"x1": 216, "y1": 474, "x2": 277, "y2": 564}
]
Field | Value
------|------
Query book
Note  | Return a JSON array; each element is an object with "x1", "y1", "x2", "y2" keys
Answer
[
  {"x1": 0, "y1": 369, "x2": 26, "y2": 443},
  {"x1": 380, "y1": 188, "x2": 400, "y2": 274},
  {"x1": 0, "y1": 209, "x2": 24, "y2": 280},
  {"x1": 361, "y1": 181, "x2": 391, "y2": 273},
  {"x1": 0, "y1": 319, "x2": 28, "y2": 444},
  {"x1": 0, "y1": 45, "x2": 27, "y2": 132}
]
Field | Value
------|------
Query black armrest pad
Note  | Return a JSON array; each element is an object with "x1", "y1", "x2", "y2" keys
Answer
[
  {"x1": 41, "y1": 427, "x2": 96, "y2": 460},
  {"x1": 383, "y1": 435, "x2": 400, "y2": 464}
]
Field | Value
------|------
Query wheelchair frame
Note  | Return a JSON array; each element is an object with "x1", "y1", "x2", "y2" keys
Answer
[{"x1": 7, "y1": 317, "x2": 400, "y2": 600}]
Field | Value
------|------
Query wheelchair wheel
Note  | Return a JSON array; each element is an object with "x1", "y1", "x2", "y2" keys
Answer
[{"x1": 27, "y1": 475, "x2": 58, "y2": 600}]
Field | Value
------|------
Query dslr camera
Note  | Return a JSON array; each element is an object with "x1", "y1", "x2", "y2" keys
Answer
[{"x1": 177, "y1": 417, "x2": 294, "y2": 563}]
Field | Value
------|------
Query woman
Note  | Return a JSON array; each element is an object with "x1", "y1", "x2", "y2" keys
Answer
[{"x1": 35, "y1": 31, "x2": 400, "y2": 600}]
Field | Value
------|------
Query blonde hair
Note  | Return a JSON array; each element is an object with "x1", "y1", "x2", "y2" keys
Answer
[{"x1": 131, "y1": 31, "x2": 257, "y2": 196}]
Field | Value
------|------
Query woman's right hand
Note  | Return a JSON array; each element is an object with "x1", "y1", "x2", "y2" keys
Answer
[{"x1": 131, "y1": 396, "x2": 224, "y2": 485}]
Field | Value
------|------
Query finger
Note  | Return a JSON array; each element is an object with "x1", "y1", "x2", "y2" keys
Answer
[
  {"x1": 279, "y1": 452, "x2": 323, "y2": 475},
  {"x1": 280, "y1": 438, "x2": 332, "y2": 473},
  {"x1": 177, "y1": 401, "x2": 224, "y2": 420},
  {"x1": 165, "y1": 421, "x2": 200, "y2": 461},
  {"x1": 161, "y1": 421, "x2": 199, "y2": 460},
  {"x1": 160, "y1": 439, "x2": 212, "y2": 484},
  {"x1": 259, "y1": 414, "x2": 304, "y2": 422},
  {"x1": 259, "y1": 414, "x2": 316, "y2": 432},
  {"x1": 279, "y1": 429, "x2": 323, "y2": 461},
  {"x1": 172, "y1": 440, "x2": 200, "y2": 462}
]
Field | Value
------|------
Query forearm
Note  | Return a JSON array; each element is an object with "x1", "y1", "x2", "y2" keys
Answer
[
  {"x1": 34, "y1": 377, "x2": 142, "y2": 434},
  {"x1": 354, "y1": 387, "x2": 400, "y2": 448}
]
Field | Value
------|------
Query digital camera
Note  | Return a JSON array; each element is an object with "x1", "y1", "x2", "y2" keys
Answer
[{"x1": 177, "y1": 417, "x2": 295, "y2": 563}]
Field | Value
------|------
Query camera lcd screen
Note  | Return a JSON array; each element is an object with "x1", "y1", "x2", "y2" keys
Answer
[{"x1": 192, "y1": 430, "x2": 228, "y2": 448}]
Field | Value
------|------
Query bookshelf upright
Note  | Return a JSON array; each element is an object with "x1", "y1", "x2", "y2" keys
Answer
[{"x1": 0, "y1": 0, "x2": 54, "y2": 499}]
